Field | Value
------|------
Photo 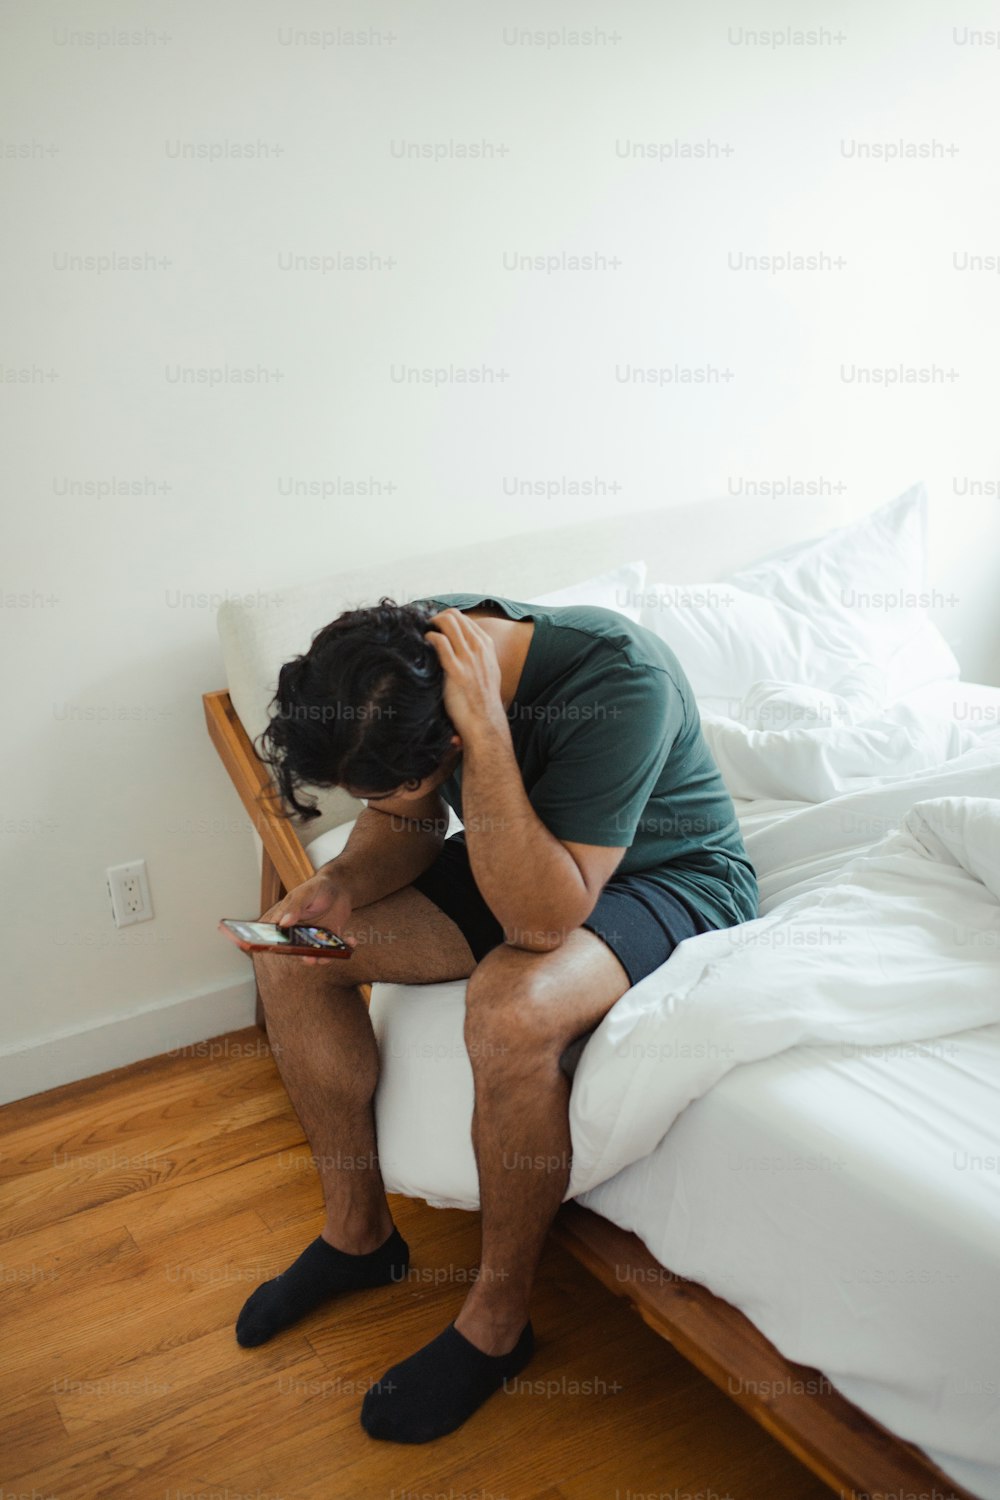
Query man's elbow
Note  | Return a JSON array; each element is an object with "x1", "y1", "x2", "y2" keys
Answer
[
  {"x1": 502, "y1": 922, "x2": 567, "y2": 953},
  {"x1": 501, "y1": 901, "x2": 594, "y2": 954}
]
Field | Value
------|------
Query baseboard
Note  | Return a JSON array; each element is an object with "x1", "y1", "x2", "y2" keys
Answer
[{"x1": 0, "y1": 975, "x2": 257, "y2": 1106}]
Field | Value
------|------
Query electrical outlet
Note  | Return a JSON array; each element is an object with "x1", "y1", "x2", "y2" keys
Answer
[{"x1": 107, "y1": 860, "x2": 153, "y2": 928}]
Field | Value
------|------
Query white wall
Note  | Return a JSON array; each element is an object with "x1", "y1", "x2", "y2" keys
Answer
[{"x1": 2, "y1": 0, "x2": 998, "y2": 1102}]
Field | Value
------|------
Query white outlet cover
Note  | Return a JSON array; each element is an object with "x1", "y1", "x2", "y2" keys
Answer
[{"x1": 107, "y1": 860, "x2": 153, "y2": 928}]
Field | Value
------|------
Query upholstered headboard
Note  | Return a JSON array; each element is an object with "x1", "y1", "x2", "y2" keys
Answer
[{"x1": 217, "y1": 493, "x2": 859, "y2": 844}]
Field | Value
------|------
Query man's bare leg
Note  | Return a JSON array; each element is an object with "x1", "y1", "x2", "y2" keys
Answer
[
  {"x1": 457, "y1": 929, "x2": 633, "y2": 1350},
  {"x1": 254, "y1": 883, "x2": 475, "y2": 1252},
  {"x1": 236, "y1": 883, "x2": 475, "y2": 1346},
  {"x1": 360, "y1": 927, "x2": 633, "y2": 1441}
]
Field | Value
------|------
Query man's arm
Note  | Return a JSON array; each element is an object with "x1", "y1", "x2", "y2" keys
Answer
[
  {"x1": 320, "y1": 790, "x2": 450, "y2": 909},
  {"x1": 422, "y1": 607, "x2": 625, "y2": 949},
  {"x1": 461, "y1": 721, "x2": 625, "y2": 951}
]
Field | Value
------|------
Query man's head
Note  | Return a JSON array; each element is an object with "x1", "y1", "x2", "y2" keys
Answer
[{"x1": 257, "y1": 597, "x2": 461, "y2": 819}]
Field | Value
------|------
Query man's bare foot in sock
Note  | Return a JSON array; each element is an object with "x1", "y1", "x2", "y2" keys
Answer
[{"x1": 235, "y1": 1224, "x2": 410, "y2": 1347}]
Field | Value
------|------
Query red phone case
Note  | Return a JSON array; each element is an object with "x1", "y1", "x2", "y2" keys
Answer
[{"x1": 218, "y1": 919, "x2": 352, "y2": 958}]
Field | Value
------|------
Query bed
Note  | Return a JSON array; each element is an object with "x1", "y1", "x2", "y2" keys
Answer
[{"x1": 204, "y1": 486, "x2": 1000, "y2": 1500}]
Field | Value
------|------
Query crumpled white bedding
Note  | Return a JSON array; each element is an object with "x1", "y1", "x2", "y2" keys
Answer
[
  {"x1": 566, "y1": 791, "x2": 1000, "y2": 1197},
  {"x1": 702, "y1": 697, "x2": 982, "y2": 803}
]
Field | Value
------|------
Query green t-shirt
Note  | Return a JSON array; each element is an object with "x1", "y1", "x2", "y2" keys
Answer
[{"x1": 409, "y1": 593, "x2": 758, "y2": 930}]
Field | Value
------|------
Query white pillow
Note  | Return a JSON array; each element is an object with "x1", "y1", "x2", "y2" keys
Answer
[
  {"x1": 640, "y1": 485, "x2": 959, "y2": 706},
  {"x1": 875, "y1": 621, "x2": 959, "y2": 702},
  {"x1": 529, "y1": 559, "x2": 646, "y2": 622},
  {"x1": 730, "y1": 483, "x2": 959, "y2": 698},
  {"x1": 637, "y1": 579, "x2": 870, "y2": 707}
]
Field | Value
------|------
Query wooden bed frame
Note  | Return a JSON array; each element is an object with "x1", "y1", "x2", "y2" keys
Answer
[{"x1": 203, "y1": 685, "x2": 978, "y2": 1500}]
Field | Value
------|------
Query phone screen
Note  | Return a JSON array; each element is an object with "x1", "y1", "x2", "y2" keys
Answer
[{"x1": 223, "y1": 920, "x2": 349, "y2": 952}]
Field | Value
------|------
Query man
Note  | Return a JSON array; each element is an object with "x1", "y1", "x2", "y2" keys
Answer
[{"x1": 238, "y1": 592, "x2": 758, "y2": 1444}]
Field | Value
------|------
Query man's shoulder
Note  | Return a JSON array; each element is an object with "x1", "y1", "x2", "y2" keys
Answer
[{"x1": 542, "y1": 604, "x2": 690, "y2": 688}]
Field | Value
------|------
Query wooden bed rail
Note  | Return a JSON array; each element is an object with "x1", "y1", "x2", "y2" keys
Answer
[{"x1": 202, "y1": 689, "x2": 314, "y2": 894}]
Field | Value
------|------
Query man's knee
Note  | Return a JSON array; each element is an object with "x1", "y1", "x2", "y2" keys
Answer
[{"x1": 464, "y1": 946, "x2": 562, "y2": 1058}]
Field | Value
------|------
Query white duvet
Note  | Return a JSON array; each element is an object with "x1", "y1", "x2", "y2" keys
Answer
[
  {"x1": 371, "y1": 692, "x2": 1000, "y2": 1208},
  {"x1": 568, "y1": 788, "x2": 1000, "y2": 1196}
]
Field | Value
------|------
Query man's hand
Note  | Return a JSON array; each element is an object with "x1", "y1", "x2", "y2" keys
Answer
[
  {"x1": 424, "y1": 608, "x2": 507, "y2": 740},
  {"x1": 270, "y1": 869, "x2": 357, "y2": 966}
]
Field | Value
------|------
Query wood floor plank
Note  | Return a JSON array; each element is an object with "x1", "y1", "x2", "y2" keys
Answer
[
  {"x1": 104, "y1": 1346, "x2": 366, "y2": 1481},
  {"x1": 0, "y1": 1209, "x2": 265, "y2": 1398},
  {"x1": 0, "y1": 1397, "x2": 69, "y2": 1479},
  {"x1": 0, "y1": 1220, "x2": 136, "y2": 1313},
  {"x1": 120, "y1": 1141, "x2": 311, "y2": 1245},
  {"x1": 0, "y1": 1044, "x2": 282, "y2": 1176},
  {"x1": 5, "y1": 1344, "x2": 328, "y2": 1495},
  {"x1": 0, "y1": 1027, "x2": 275, "y2": 1132},
  {"x1": 0, "y1": 1105, "x2": 302, "y2": 1245}
]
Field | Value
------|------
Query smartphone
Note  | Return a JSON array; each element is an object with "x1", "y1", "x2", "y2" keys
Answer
[{"x1": 219, "y1": 918, "x2": 352, "y2": 958}]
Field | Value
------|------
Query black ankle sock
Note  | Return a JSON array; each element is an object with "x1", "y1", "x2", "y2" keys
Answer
[
  {"x1": 236, "y1": 1226, "x2": 409, "y2": 1347},
  {"x1": 360, "y1": 1319, "x2": 535, "y2": 1443}
]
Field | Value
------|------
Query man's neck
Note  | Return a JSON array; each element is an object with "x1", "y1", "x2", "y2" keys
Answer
[{"x1": 464, "y1": 609, "x2": 535, "y2": 711}]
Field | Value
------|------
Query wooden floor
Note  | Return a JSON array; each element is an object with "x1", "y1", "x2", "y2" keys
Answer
[{"x1": 0, "y1": 1027, "x2": 833, "y2": 1500}]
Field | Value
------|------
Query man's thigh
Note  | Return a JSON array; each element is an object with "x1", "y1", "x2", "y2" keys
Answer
[{"x1": 257, "y1": 883, "x2": 477, "y2": 989}]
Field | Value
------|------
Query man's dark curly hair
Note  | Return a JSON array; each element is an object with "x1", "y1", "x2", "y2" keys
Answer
[{"x1": 255, "y1": 597, "x2": 455, "y2": 820}]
